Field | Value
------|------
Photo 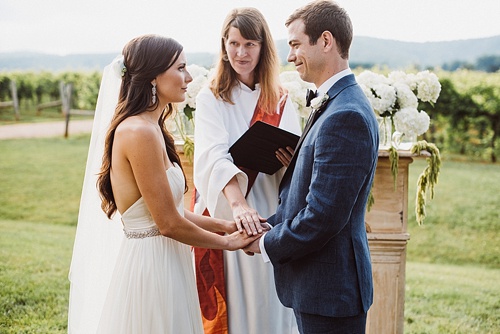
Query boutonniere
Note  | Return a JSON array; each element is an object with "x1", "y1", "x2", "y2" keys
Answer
[{"x1": 310, "y1": 93, "x2": 329, "y2": 110}]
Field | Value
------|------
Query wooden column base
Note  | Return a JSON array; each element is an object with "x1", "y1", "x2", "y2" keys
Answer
[{"x1": 366, "y1": 233, "x2": 410, "y2": 334}]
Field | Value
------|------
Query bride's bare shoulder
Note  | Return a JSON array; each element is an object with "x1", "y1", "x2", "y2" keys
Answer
[{"x1": 115, "y1": 116, "x2": 158, "y2": 142}]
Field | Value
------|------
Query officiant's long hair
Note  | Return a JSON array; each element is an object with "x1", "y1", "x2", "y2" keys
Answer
[
  {"x1": 97, "y1": 34, "x2": 187, "y2": 219},
  {"x1": 211, "y1": 7, "x2": 284, "y2": 114}
]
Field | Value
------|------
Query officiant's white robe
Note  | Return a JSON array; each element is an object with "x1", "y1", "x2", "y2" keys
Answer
[{"x1": 194, "y1": 82, "x2": 301, "y2": 334}]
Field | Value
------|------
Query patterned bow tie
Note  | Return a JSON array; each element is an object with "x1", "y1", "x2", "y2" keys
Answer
[{"x1": 305, "y1": 89, "x2": 317, "y2": 107}]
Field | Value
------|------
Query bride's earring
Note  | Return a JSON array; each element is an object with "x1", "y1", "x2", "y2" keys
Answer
[{"x1": 151, "y1": 82, "x2": 157, "y2": 104}]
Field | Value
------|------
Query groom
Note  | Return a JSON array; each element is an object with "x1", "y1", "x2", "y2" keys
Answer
[{"x1": 244, "y1": 0, "x2": 379, "y2": 332}]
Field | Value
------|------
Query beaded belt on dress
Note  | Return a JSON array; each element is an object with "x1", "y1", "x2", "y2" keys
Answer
[{"x1": 123, "y1": 227, "x2": 161, "y2": 239}]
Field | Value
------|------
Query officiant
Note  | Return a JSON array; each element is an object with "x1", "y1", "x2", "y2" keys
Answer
[{"x1": 192, "y1": 7, "x2": 301, "y2": 334}]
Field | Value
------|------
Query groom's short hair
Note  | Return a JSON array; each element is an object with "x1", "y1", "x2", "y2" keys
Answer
[{"x1": 285, "y1": 0, "x2": 353, "y2": 59}]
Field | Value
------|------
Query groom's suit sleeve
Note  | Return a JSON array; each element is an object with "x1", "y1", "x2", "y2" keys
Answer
[{"x1": 264, "y1": 108, "x2": 374, "y2": 264}]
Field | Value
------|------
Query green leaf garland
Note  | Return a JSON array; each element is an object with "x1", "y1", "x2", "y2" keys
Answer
[
  {"x1": 388, "y1": 146, "x2": 399, "y2": 190},
  {"x1": 410, "y1": 141, "x2": 442, "y2": 225}
]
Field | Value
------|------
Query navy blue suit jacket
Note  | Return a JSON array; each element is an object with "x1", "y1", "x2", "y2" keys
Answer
[{"x1": 265, "y1": 74, "x2": 379, "y2": 317}]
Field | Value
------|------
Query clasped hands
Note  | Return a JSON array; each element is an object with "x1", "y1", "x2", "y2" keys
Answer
[
  {"x1": 232, "y1": 203, "x2": 269, "y2": 256},
  {"x1": 227, "y1": 146, "x2": 293, "y2": 255}
]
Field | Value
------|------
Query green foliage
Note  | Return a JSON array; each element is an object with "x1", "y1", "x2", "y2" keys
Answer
[
  {"x1": 183, "y1": 136, "x2": 195, "y2": 164},
  {"x1": 0, "y1": 75, "x2": 11, "y2": 100},
  {"x1": 33, "y1": 71, "x2": 60, "y2": 104},
  {"x1": 353, "y1": 67, "x2": 499, "y2": 162},
  {"x1": 419, "y1": 70, "x2": 500, "y2": 162},
  {"x1": 0, "y1": 70, "x2": 101, "y2": 114}
]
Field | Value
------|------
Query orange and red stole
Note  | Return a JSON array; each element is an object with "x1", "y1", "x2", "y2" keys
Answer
[{"x1": 192, "y1": 95, "x2": 287, "y2": 334}]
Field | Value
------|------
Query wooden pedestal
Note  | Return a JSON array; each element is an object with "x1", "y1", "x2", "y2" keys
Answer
[{"x1": 365, "y1": 152, "x2": 414, "y2": 334}]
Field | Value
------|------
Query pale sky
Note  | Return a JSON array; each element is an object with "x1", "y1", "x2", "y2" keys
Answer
[{"x1": 1, "y1": 0, "x2": 499, "y2": 56}]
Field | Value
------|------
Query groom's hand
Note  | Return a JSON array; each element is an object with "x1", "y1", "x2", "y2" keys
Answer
[{"x1": 243, "y1": 237, "x2": 262, "y2": 256}]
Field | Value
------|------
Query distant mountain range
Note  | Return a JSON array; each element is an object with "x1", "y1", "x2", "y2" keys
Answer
[
  {"x1": 277, "y1": 35, "x2": 500, "y2": 69},
  {"x1": 1, "y1": 35, "x2": 499, "y2": 71}
]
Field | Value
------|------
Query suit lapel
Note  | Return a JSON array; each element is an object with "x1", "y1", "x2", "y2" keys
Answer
[
  {"x1": 279, "y1": 74, "x2": 358, "y2": 189},
  {"x1": 280, "y1": 104, "x2": 326, "y2": 187}
]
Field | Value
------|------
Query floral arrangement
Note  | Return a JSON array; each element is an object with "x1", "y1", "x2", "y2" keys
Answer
[
  {"x1": 358, "y1": 69, "x2": 442, "y2": 225},
  {"x1": 357, "y1": 70, "x2": 441, "y2": 149}
]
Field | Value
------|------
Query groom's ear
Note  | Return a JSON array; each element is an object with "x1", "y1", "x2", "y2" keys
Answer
[{"x1": 321, "y1": 31, "x2": 334, "y2": 51}]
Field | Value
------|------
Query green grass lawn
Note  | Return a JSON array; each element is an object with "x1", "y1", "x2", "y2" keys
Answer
[
  {"x1": 0, "y1": 135, "x2": 499, "y2": 333},
  {"x1": 0, "y1": 135, "x2": 89, "y2": 225},
  {"x1": 407, "y1": 159, "x2": 500, "y2": 268},
  {"x1": 0, "y1": 220, "x2": 74, "y2": 333},
  {"x1": 405, "y1": 262, "x2": 500, "y2": 333}
]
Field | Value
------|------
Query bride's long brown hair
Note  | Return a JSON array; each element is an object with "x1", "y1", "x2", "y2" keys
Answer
[{"x1": 97, "y1": 34, "x2": 186, "y2": 219}]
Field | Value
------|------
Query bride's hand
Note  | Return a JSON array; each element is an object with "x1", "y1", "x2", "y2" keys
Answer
[
  {"x1": 225, "y1": 230, "x2": 262, "y2": 251},
  {"x1": 219, "y1": 219, "x2": 238, "y2": 234}
]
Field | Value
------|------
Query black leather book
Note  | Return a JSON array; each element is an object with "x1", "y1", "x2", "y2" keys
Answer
[{"x1": 229, "y1": 121, "x2": 300, "y2": 175}]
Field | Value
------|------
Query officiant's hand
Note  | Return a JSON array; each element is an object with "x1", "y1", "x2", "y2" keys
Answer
[
  {"x1": 232, "y1": 204, "x2": 267, "y2": 236},
  {"x1": 276, "y1": 146, "x2": 294, "y2": 167}
]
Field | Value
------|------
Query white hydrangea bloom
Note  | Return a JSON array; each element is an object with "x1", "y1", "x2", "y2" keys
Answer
[
  {"x1": 393, "y1": 82, "x2": 418, "y2": 109},
  {"x1": 393, "y1": 107, "x2": 430, "y2": 136},
  {"x1": 388, "y1": 71, "x2": 409, "y2": 85},
  {"x1": 185, "y1": 75, "x2": 208, "y2": 109},
  {"x1": 415, "y1": 70, "x2": 441, "y2": 103},
  {"x1": 357, "y1": 70, "x2": 389, "y2": 87},
  {"x1": 187, "y1": 64, "x2": 209, "y2": 79},
  {"x1": 415, "y1": 110, "x2": 431, "y2": 135},
  {"x1": 371, "y1": 83, "x2": 396, "y2": 116},
  {"x1": 357, "y1": 70, "x2": 395, "y2": 116}
]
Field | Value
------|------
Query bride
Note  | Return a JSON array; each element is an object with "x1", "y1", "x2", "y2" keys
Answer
[{"x1": 67, "y1": 34, "x2": 262, "y2": 333}]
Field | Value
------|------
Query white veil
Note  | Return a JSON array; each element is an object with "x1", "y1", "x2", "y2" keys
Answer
[{"x1": 67, "y1": 56, "x2": 124, "y2": 333}]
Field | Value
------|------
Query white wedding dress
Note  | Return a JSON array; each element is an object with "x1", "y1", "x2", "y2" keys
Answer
[{"x1": 96, "y1": 164, "x2": 203, "y2": 334}]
